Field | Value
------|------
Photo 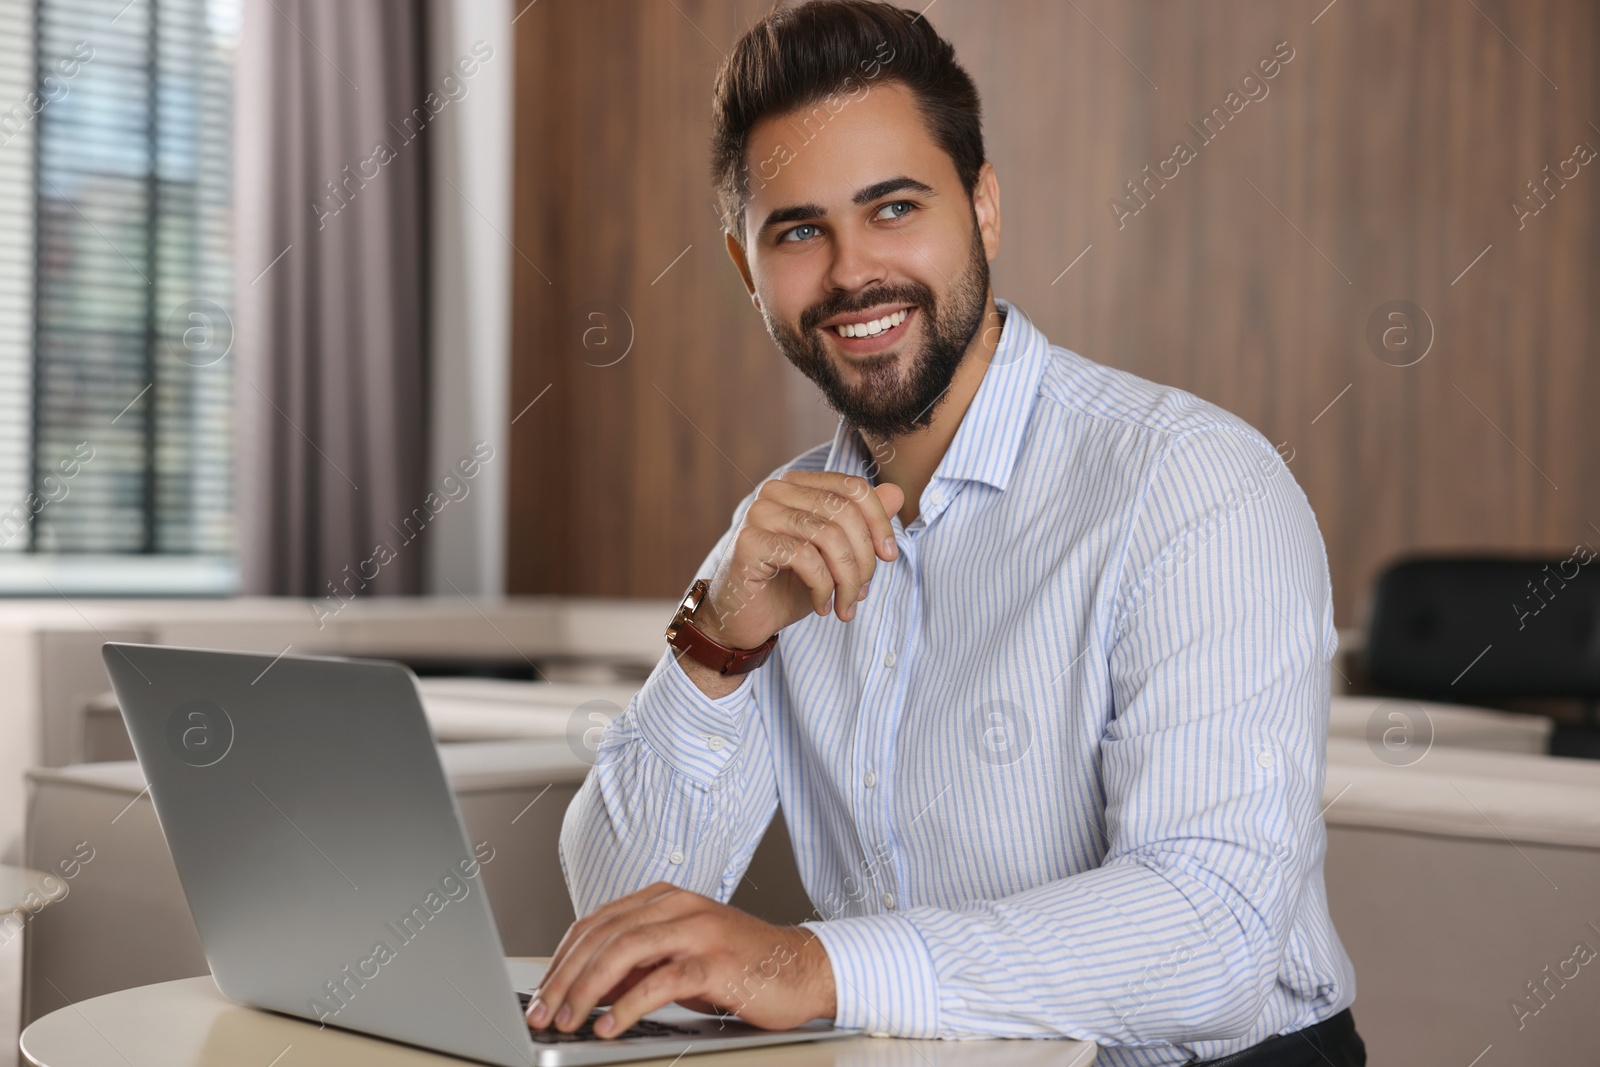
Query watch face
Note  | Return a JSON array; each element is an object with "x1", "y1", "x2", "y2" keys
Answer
[{"x1": 668, "y1": 581, "x2": 706, "y2": 640}]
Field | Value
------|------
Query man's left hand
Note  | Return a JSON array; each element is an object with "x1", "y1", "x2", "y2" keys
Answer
[{"x1": 525, "y1": 881, "x2": 836, "y2": 1037}]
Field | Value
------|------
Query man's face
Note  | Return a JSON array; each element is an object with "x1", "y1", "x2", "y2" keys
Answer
[{"x1": 734, "y1": 82, "x2": 998, "y2": 440}]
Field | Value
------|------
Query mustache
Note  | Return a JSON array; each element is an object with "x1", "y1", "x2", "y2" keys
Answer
[{"x1": 800, "y1": 285, "x2": 934, "y2": 333}]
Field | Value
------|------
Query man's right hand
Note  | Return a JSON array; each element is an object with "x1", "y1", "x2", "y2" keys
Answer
[{"x1": 678, "y1": 471, "x2": 903, "y2": 696}]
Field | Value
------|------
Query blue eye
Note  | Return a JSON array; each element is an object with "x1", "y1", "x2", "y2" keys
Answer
[
  {"x1": 781, "y1": 224, "x2": 821, "y2": 243},
  {"x1": 876, "y1": 201, "x2": 915, "y2": 220}
]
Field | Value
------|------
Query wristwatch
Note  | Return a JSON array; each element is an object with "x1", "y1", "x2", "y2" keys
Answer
[{"x1": 664, "y1": 578, "x2": 778, "y2": 675}]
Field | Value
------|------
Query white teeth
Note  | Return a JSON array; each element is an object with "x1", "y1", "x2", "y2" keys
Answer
[{"x1": 834, "y1": 308, "x2": 908, "y2": 338}]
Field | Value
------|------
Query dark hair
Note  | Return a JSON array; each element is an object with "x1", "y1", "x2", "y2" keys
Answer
[{"x1": 711, "y1": 0, "x2": 986, "y2": 246}]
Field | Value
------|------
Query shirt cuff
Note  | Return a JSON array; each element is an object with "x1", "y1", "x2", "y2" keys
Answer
[
  {"x1": 801, "y1": 913, "x2": 941, "y2": 1038},
  {"x1": 626, "y1": 645, "x2": 759, "y2": 785}
]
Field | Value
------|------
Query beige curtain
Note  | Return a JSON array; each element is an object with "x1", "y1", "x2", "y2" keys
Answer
[{"x1": 233, "y1": 0, "x2": 430, "y2": 596}]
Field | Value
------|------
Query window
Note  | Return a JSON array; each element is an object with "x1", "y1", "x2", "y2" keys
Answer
[{"x1": 0, "y1": 0, "x2": 240, "y2": 594}]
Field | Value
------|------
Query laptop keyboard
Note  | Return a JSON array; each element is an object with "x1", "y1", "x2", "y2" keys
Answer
[{"x1": 518, "y1": 992, "x2": 702, "y2": 1043}]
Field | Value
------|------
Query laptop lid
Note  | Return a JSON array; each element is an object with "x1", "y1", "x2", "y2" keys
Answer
[{"x1": 102, "y1": 642, "x2": 539, "y2": 1067}]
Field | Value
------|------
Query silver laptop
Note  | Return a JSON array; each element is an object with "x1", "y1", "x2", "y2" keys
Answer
[{"x1": 102, "y1": 642, "x2": 855, "y2": 1067}]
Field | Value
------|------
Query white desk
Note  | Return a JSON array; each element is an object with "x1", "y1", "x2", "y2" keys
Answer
[{"x1": 20, "y1": 965, "x2": 1097, "y2": 1067}]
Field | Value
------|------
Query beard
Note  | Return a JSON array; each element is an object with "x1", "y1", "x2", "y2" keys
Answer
[{"x1": 763, "y1": 216, "x2": 991, "y2": 441}]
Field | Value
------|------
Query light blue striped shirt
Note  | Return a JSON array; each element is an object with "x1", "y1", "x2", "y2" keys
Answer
[{"x1": 560, "y1": 298, "x2": 1356, "y2": 1064}]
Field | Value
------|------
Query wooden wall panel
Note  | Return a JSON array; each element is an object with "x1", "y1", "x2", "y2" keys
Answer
[
  {"x1": 508, "y1": 0, "x2": 839, "y2": 600},
  {"x1": 510, "y1": 0, "x2": 1600, "y2": 626}
]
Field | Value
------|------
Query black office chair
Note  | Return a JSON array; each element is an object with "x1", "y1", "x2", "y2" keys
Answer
[{"x1": 1364, "y1": 555, "x2": 1600, "y2": 758}]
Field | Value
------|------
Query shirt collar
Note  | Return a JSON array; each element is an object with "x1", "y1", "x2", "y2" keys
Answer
[{"x1": 824, "y1": 297, "x2": 1050, "y2": 494}]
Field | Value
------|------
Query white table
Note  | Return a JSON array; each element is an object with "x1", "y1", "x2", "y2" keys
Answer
[{"x1": 20, "y1": 963, "x2": 1097, "y2": 1067}]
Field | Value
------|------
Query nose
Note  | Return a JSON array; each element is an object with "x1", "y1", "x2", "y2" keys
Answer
[{"x1": 824, "y1": 223, "x2": 889, "y2": 297}]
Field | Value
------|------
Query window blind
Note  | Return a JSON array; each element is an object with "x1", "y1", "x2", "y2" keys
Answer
[
  {"x1": 0, "y1": 0, "x2": 238, "y2": 565},
  {"x1": 0, "y1": 3, "x2": 34, "y2": 530}
]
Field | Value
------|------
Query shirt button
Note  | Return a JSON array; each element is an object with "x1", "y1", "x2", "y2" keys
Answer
[
  {"x1": 883, "y1": 649, "x2": 897, "y2": 668},
  {"x1": 882, "y1": 893, "x2": 895, "y2": 910},
  {"x1": 668, "y1": 850, "x2": 684, "y2": 865},
  {"x1": 1256, "y1": 750, "x2": 1275, "y2": 768},
  {"x1": 706, "y1": 735, "x2": 725, "y2": 752},
  {"x1": 863, "y1": 770, "x2": 877, "y2": 788}
]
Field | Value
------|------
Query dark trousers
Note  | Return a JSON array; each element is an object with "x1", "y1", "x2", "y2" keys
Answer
[{"x1": 1192, "y1": 1009, "x2": 1365, "y2": 1066}]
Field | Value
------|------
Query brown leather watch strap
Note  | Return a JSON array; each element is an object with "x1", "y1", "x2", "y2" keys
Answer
[{"x1": 664, "y1": 578, "x2": 778, "y2": 676}]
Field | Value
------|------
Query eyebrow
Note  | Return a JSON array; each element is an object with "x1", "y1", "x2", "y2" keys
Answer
[{"x1": 756, "y1": 176, "x2": 937, "y2": 239}]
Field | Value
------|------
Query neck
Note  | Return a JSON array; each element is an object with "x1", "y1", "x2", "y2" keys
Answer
[{"x1": 861, "y1": 292, "x2": 1003, "y2": 526}]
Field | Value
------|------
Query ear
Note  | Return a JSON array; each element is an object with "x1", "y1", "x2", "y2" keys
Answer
[
  {"x1": 724, "y1": 231, "x2": 759, "y2": 308},
  {"x1": 971, "y1": 161, "x2": 1001, "y2": 263}
]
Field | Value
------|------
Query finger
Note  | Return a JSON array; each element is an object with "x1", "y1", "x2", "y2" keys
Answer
[
  {"x1": 531, "y1": 884, "x2": 689, "y2": 1025},
  {"x1": 749, "y1": 498, "x2": 864, "y2": 619},
  {"x1": 745, "y1": 499, "x2": 823, "y2": 567},
  {"x1": 740, "y1": 516, "x2": 836, "y2": 617},
  {"x1": 761, "y1": 492, "x2": 832, "y2": 548},
  {"x1": 557, "y1": 919, "x2": 691, "y2": 1033},
  {"x1": 595, "y1": 958, "x2": 714, "y2": 1039},
  {"x1": 760, "y1": 507, "x2": 862, "y2": 619},
  {"x1": 594, "y1": 965, "x2": 653, "y2": 1007},
  {"x1": 542, "y1": 882, "x2": 678, "y2": 989},
  {"x1": 534, "y1": 895, "x2": 704, "y2": 1030},
  {"x1": 780, "y1": 538, "x2": 837, "y2": 618},
  {"x1": 538, "y1": 918, "x2": 659, "y2": 1026},
  {"x1": 807, "y1": 522, "x2": 865, "y2": 621},
  {"x1": 761, "y1": 481, "x2": 880, "y2": 603},
  {"x1": 782, "y1": 470, "x2": 898, "y2": 561},
  {"x1": 874, "y1": 482, "x2": 906, "y2": 547}
]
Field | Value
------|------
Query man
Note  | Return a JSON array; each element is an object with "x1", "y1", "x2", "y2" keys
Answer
[{"x1": 528, "y1": 3, "x2": 1363, "y2": 1064}]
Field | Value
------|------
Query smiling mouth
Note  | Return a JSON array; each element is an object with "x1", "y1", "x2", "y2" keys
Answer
[{"x1": 829, "y1": 307, "x2": 909, "y2": 339}]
